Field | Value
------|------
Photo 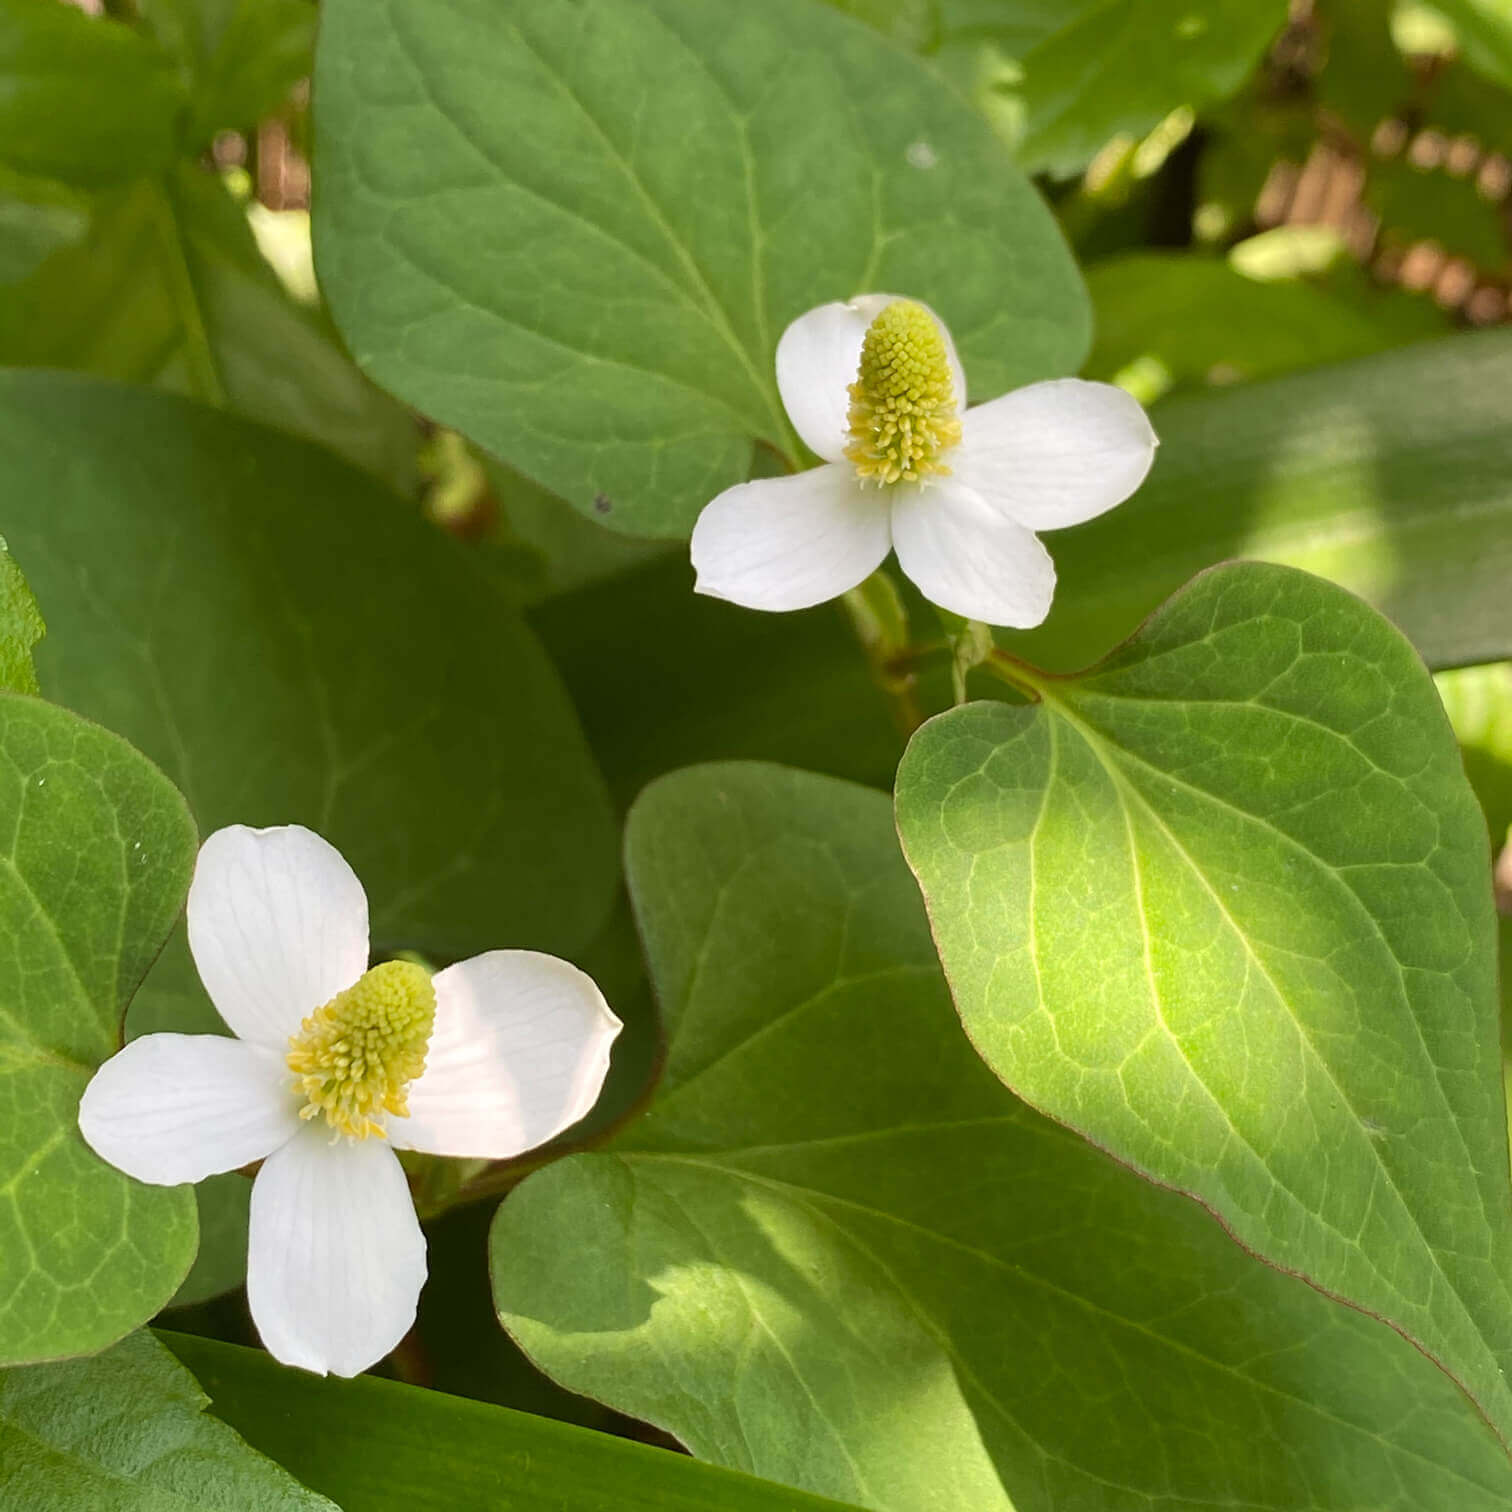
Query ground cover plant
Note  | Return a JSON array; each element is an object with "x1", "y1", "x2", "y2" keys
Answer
[{"x1": 3, "y1": 1, "x2": 1512, "y2": 1509}]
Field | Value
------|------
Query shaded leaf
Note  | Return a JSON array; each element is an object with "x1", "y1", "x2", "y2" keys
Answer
[
  {"x1": 0, "y1": 372, "x2": 617, "y2": 1038},
  {"x1": 0, "y1": 0, "x2": 183, "y2": 190},
  {"x1": 313, "y1": 0, "x2": 1088, "y2": 536},
  {"x1": 0, "y1": 165, "x2": 416, "y2": 488},
  {"x1": 162, "y1": 1330, "x2": 868, "y2": 1512}
]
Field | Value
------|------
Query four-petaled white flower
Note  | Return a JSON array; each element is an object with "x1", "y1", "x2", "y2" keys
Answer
[
  {"x1": 78, "y1": 824, "x2": 621, "y2": 1378},
  {"x1": 691, "y1": 294, "x2": 1159, "y2": 628}
]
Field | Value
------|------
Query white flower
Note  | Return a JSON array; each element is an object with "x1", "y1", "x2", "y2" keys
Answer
[
  {"x1": 78, "y1": 824, "x2": 621, "y2": 1378},
  {"x1": 691, "y1": 294, "x2": 1158, "y2": 628}
]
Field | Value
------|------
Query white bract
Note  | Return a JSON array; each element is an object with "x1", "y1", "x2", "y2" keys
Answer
[
  {"x1": 691, "y1": 294, "x2": 1158, "y2": 628},
  {"x1": 78, "y1": 824, "x2": 621, "y2": 1378}
]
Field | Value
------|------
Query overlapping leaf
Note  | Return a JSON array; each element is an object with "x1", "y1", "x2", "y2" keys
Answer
[
  {"x1": 164, "y1": 1330, "x2": 868, "y2": 1512},
  {"x1": 313, "y1": 0, "x2": 1088, "y2": 536},
  {"x1": 492, "y1": 761, "x2": 1512, "y2": 1511},
  {"x1": 897, "y1": 560, "x2": 1512, "y2": 1449},
  {"x1": 0, "y1": 0, "x2": 183, "y2": 190},
  {"x1": 0, "y1": 167, "x2": 415, "y2": 487},
  {"x1": 1, "y1": 1330, "x2": 333, "y2": 1509},
  {"x1": 0, "y1": 373, "x2": 617, "y2": 1036},
  {"x1": 0, "y1": 695, "x2": 197, "y2": 1365}
]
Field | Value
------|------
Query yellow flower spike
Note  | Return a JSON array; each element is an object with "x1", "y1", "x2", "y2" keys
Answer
[
  {"x1": 844, "y1": 299, "x2": 962, "y2": 486},
  {"x1": 287, "y1": 959, "x2": 436, "y2": 1140}
]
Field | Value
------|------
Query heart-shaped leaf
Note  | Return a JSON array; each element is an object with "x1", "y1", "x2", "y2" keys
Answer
[
  {"x1": 491, "y1": 762, "x2": 1512, "y2": 1510},
  {"x1": 896, "y1": 560, "x2": 1512, "y2": 1448},
  {"x1": 0, "y1": 371, "x2": 617, "y2": 1037},
  {"x1": 0, "y1": 695, "x2": 197, "y2": 1365},
  {"x1": 313, "y1": 0, "x2": 1089, "y2": 536}
]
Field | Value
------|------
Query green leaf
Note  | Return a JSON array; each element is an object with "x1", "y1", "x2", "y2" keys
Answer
[
  {"x1": 0, "y1": 177, "x2": 89, "y2": 285},
  {"x1": 896, "y1": 560, "x2": 1512, "y2": 1451},
  {"x1": 139, "y1": 0, "x2": 316, "y2": 144},
  {"x1": 1, "y1": 1330, "x2": 334, "y2": 1510},
  {"x1": 492, "y1": 761, "x2": 1512, "y2": 1511},
  {"x1": 161, "y1": 1330, "x2": 869, "y2": 1512},
  {"x1": 1017, "y1": 329, "x2": 1512, "y2": 673},
  {"x1": 0, "y1": 694, "x2": 198, "y2": 1365},
  {"x1": 531, "y1": 556, "x2": 927, "y2": 806},
  {"x1": 1434, "y1": 0, "x2": 1512, "y2": 92},
  {"x1": 931, "y1": 0, "x2": 1288, "y2": 178},
  {"x1": 1083, "y1": 252, "x2": 1444, "y2": 397},
  {"x1": 0, "y1": 165, "x2": 417, "y2": 488},
  {"x1": 0, "y1": 1, "x2": 184, "y2": 191},
  {"x1": 0, "y1": 538, "x2": 42, "y2": 696},
  {"x1": 0, "y1": 371, "x2": 617, "y2": 1030},
  {"x1": 166, "y1": 1174, "x2": 249, "y2": 1310},
  {"x1": 313, "y1": 0, "x2": 1088, "y2": 537}
]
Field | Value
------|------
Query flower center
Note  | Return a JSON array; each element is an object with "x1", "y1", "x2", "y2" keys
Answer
[
  {"x1": 286, "y1": 960, "x2": 435, "y2": 1140},
  {"x1": 844, "y1": 299, "x2": 962, "y2": 486}
]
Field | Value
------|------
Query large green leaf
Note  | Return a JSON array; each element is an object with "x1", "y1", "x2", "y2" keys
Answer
[
  {"x1": 896, "y1": 561, "x2": 1512, "y2": 1450},
  {"x1": 0, "y1": 0, "x2": 184, "y2": 191},
  {"x1": 932, "y1": 0, "x2": 1287, "y2": 178},
  {"x1": 313, "y1": 0, "x2": 1088, "y2": 537},
  {"x1": 1021, "y1": 329, "x2": 1512, "y2": 673},
  {"x1": 491, "y1": 761, "x2": 1512, "y2": 1511},
  {"x1": 162, "y1": 1331, "x2": 868, "y2": 1512},
  {"x1": 0, "y1": 165, "x2": 415, "y2": 487},
  {"x1": 1, "y1": 1330, "x2": 333, "y2": 1510},
  {"x1": 0, "y1": 372, "x2": 616, "y2": 1028},
  {"x1": 0, "y1": 695, "x2": 198, "y2": 1365}
]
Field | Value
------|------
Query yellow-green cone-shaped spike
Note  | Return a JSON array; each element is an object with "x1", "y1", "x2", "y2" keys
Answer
[
  {"x1": 845, "y1": 299, "x2": 962, "y2": 485},
  {"x1": 287, "y1": 960, "x2": 435, "y2": 1140}
]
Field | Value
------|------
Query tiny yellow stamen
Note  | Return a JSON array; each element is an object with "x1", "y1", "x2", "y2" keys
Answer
[
  {"x1": 287, "y1": 960, "x2": 435, "y2": 1140},
  {"x1": 844, "y1": 299, "x2": 962, "y2": 485}
]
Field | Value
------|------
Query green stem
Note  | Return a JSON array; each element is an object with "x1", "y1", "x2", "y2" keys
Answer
[{"x1": 150, "y1": 179, "x2": 228, "y2": 407}]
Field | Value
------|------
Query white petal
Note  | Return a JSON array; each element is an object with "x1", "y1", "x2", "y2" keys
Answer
[
  {"x1": 188, "y1": 825, "x2": 370, "y2": 1050},
  {"x1": 78, "y1": 1034, "x2": 298, "y2": 1185},
  {"x1": 247, "y1": 1125, "x2": 426, "y2": 1378},
  {"x1": 390, "y1": 951, "x2": 622, "y2": 1160},
  {"x1": 952, "y1": 378, "x2": 1157, "y2": 531},
  {"x1": 891, "y1": 478, "x2": 1056, "y2": 628},
  {"x1": 775, "y1": 294, "x2": 967, "y2": 463},
  {"x1": 691, "y1": 463, "x2": 891, "y2": 612}
]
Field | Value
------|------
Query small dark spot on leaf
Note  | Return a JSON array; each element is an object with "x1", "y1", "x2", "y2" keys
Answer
[{"x1": 593, "y1": 493, "x2": 613, "y2": 514}]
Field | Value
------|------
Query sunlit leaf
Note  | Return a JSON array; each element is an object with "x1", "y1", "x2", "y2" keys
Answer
[
  {"x1": 492, "y1": 760, "x2": 1512, "y2": 1510},
  {"x1": 897, "y1": 560, "x2": 1512, "y2": 1450}
]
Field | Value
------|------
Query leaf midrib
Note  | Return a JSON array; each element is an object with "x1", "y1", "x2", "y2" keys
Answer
[{"x1": 385, "y1": 0, "x2": 797, "y2": 458}]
